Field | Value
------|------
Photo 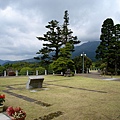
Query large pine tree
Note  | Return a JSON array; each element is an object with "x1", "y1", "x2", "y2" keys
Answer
[
  {"x1": 36, "y1": 10, "x2": 80, "y2": 70},
  {"x1": 36, "y1": 20, "x2": 63, "y2": 61}
]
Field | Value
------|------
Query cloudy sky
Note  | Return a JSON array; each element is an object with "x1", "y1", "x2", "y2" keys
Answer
[{"x1": 0, "y1": 0, "x2": 120, "y2": 61}]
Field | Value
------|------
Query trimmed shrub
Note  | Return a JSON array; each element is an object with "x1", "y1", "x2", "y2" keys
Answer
[
  {"x1": 36, "y1": 67, "x2": 45, "y2": 75},
  {"x1": 20, "y1": 67, "x2": 32, "y2": 75}
]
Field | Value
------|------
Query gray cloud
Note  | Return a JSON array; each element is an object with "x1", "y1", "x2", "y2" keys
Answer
[{"x1": 0, "y1": 0, "x2": 120, "y2": 60}]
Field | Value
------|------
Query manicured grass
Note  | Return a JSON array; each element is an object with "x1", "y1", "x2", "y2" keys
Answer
[{"x1": 0, "y1": 75, "x2": 120, "y2": 120}]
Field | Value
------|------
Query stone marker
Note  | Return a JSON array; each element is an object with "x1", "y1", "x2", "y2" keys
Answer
[
  {"x1": 4, "y1": 71, "x2": 6, "y2": 77},
  {"x1": 26, "y1": 70, "x2": 29, "y2": 76},
  {"x1": 36, "y1": 70, "x2": 38, "y2": 75},
  {"x1": 26, "y1": 76, "x2": 44, "y2": 89},
  {"x1": 45, "y1": 70, "x2": 47, "y2": 75},
  {"x1": 16, "y1": 70, "x2": 18, "y2": 76}
]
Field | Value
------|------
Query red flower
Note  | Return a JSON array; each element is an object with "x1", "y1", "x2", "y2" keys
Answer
[
  {"x1": 0, "y1": 94, "x2": 5, "y2": 98},
  {"x1": 6, "y1": 106, "x2": 26, "y2": 119},
  {"x1": 0, "y1": 94, "x2": 5, "y2": 105},
  {"x1": 14, "y1": 107, "x2": 22, "y2": 112},
  {"x1": 2, "y1": 94, "x2": 5, "y2": 98},
  {"x1": 6, "y1": 106, "x2": 15, "y2": 116}
]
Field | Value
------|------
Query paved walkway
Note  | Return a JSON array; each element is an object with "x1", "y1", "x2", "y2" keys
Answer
[{"x1": 78, "y1": 71, "x2": 120, "y2": 81}]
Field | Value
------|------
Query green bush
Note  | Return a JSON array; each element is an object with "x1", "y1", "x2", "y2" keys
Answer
[
  {"x1": 20, "y1": 67, "x2": 32, "y2": 75},
  {"x1": 0, "y1": 66, "x2": 5, "y2": 76},
  {"x1": 48, "y1": 64, "x2": 53, "y2": 74},
  {"x1": 36, "y1": 67, "x2": 45, "y2": 75}
]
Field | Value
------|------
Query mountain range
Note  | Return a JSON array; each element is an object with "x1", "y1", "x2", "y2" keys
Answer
[
  {"x1": 0, "y1": 41, "x2": 100, "y2": 65},
  {"x1": 72, "y1": 41, "x2": 100, "y2": 61}
]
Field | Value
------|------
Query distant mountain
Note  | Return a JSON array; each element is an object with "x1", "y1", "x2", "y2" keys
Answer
[
  {"x1": 1, "y1": 41, "x2": 100, "y2": 65},
  {"x1": 2, "y1": 58, "x2": 39, "y2": 65},
  {"x1": 0, "y1": 59, "x2": 9, "y2": 65},
  {"x1": 72, "y1": 41, "x2": 100, "y2": 61}
]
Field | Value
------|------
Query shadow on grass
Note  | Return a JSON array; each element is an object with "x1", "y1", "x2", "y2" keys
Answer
[
  {"x1": 2, "y1": 89, "x2": 52, "y2": 107},
  {"x1": 34, "y1": 111, "x2": 63, "y2": 120},
  {"x1": 44, "y1": 83, "x2": 107, "y2": 93}
]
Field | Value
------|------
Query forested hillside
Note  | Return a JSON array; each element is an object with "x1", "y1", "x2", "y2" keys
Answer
[{"x1": 72, "y1": 41, "x2": 100, "y2": 61}]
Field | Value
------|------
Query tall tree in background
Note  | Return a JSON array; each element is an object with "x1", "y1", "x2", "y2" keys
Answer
[
  {"x1": 96, "y1": 18, "x2": 114, "y2": 73},
  {"x1": 96, "y1": 18, "x2": 120, "y2": 74},
  {"x1": 36, "y1": 20, "x2": 63, "y2": 61}
]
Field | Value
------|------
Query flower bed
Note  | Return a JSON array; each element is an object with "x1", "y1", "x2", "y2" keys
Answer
[{"x1": 6, "y1": 106, "x2": 26, "y2": 120}]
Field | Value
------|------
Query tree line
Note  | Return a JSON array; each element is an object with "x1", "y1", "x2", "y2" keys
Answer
[{"x1": 0, "y1": 62, "x2": 47, "y2": 76}]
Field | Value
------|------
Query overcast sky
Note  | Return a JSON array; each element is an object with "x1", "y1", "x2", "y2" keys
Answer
[{"x1": 0, "y1": 0, "x2": 120, "y2": 61}]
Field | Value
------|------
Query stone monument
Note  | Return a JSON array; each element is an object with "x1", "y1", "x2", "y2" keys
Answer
[{"x1": 26, "y1": 76, "x2": 44, "y2": 89}]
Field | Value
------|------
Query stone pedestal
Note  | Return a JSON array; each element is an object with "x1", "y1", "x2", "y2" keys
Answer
[{"x1": 26, "y1": 76, "x2": 44, "y2": 89}]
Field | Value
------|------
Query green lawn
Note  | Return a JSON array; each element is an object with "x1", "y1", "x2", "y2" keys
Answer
[{"x1": 0, "y1": 75, "x2": 120, "y2": 120}]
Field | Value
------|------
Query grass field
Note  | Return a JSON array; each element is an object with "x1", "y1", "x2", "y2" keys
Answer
[{"x1": 0, "y1": 75, "x2": 120, "y2": 120}]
